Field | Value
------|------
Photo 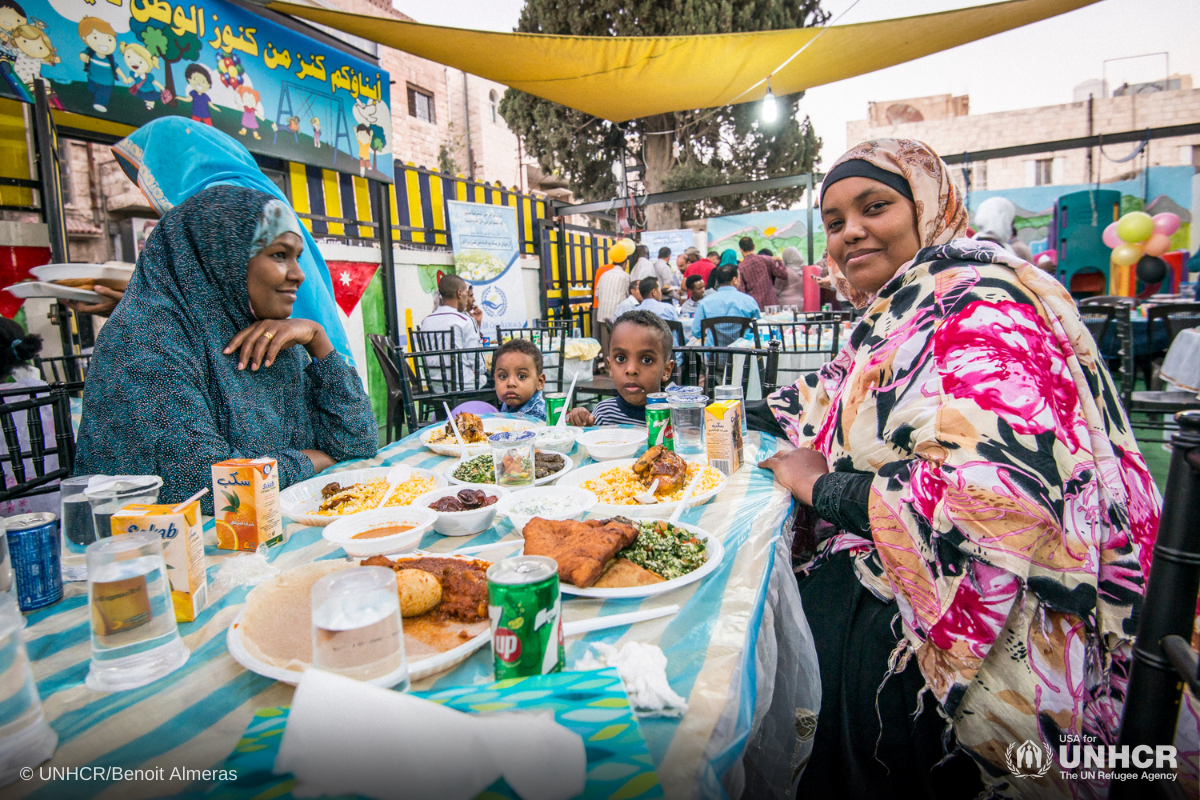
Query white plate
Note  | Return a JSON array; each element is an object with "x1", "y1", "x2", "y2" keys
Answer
[
  {"x1": 4, "y1": 281, "x2": 101, "y2": 301},
  {"x1": 555, "y1": 458, "x2": 726, "y2": 519},
  {"x1": 29, "y1": 263, "x2": 134, "y2": 284},
  {"x1": 418, "y1": 417, "x2": 540, "y2": 458},
  {"x1": 558, "y1": 520, "x2": 724, "y2": 600},
  {"x1": 321, "y1": 506, "x2": 438, "y2": 556},
  {"x1": 280, "y1": 467, "x2": 447, "y2": 527},
  {"x1": 444, "y1": 451, "x2": 573, "y2": 488},
  {"x1": 226, "y1": 608, "x2": 490, "y2": 685}
]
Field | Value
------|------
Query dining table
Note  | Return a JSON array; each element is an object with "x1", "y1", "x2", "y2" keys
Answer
[{"x1": 11, "y1": 423, "x2": 818, "y2": 800}]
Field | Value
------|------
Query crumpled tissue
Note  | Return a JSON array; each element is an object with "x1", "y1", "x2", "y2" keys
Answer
[
  {"x1": 576, "y1": 641, "x2": 688, "y2": 717},
  {"x1": 209, "y1": 545, "x2": 280, "y2": 596},
  {"x1": 83, "y1": 475, "x2": 161, "y2": 496},
  {"x1": 274, "y1": 669, "x2": 586, "y2": 800}
]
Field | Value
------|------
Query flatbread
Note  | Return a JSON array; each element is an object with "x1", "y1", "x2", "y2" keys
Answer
[
  {"x1": 239, "y1": 560, "x2": 351, "y2": 671},
  {"x1": 593, "y1": 558, "x2": 665, "y2": 589}
]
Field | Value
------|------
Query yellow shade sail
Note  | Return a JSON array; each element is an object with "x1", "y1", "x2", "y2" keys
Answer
[{"x1": 268, "y1": 0, "x2": 1098, "y2": 123}]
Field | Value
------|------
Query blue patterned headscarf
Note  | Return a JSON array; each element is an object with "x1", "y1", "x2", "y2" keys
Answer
[
  {"x1": 76, "y1": 185, "x2": 347, "y2": 509},
  {"x1": 112, "y1": 117, "x2": 352, "y2": 361}
]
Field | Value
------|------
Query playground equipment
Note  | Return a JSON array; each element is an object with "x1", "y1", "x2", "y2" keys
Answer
[
  {"x1": 273, "y1": 82, "x2": 352, "y2": 165},
  {"x1": 1051, "y1": 189, "x2": 1120, "y2": 296}
]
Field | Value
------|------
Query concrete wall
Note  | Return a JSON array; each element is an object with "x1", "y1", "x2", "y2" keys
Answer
[{"x1": 444, "y1": 71, "x2": 524, "y2": 189}]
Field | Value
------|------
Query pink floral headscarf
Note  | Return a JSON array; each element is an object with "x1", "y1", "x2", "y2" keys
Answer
[{"x1": 822, "y1": 138, "x2": 969, "y2": 308}]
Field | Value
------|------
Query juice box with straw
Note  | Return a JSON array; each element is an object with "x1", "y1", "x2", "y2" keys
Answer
[
  {"x1": 211, "y1": 458, "x2": 283, "y2": 551},
  {"x1": 110, "y1": 499, "x2": 208, "y2": 622}
]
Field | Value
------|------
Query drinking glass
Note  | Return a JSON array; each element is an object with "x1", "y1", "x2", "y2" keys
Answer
[
  {"x1": 311, "y1": 567, "x2": 407, "y2": 687},
  {"x1": 669, "y1": 394, "x2": 708, "y2": 458},
  {"x1": 60, "y1": 474, "x2": 95, "y2": 582},
  {"x1": 85, "y1": 530, "x2": 189, "y2": 692},
  {"x1": 84, "y1": 476, "x2": 163, "y2": 541},
  {"x1": 0, "y1": 524, "x2": 11, "y2": 596},
  {"x1": 0, "y1": 594, "x2": 57, "y2": 786}
]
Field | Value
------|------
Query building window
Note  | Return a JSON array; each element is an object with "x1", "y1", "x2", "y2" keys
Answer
[
  {"x1": 1034, "y1": 158, "x2": 1053, "y2": 186},
  {"x1": 408, "y1": 85, "x2": 435, "y2": 124},
  {"x1": 954, "y1": 161, "x2": 987, "y2": 196},
  {"x1": 488, "y1": 89, "x2": 499, "y2": 123}
]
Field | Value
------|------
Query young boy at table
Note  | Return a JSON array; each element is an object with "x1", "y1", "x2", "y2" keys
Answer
[
  {"x1": 493, "y1": 338, "x2": 546, "y2": 420},
  {"x1": 567, "y1": 310, "x2": 675, "y2": 427}
]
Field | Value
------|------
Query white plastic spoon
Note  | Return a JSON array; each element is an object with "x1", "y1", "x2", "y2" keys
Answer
[
  {"x1": 668, "y1": 468, "x2": 705, "y2": 525},
  {"x1": 373, "y1": 463, "x2": 413, "y2": 509},
  {"x1": 634, "y1": 478, "x2": 660, "y2": 504},
  {"x1": 443, "y1": 402, "x2": 469, "y2": 451},
  {"x1": 556, "y1": 372, "x2": 579, "y2": 427}
]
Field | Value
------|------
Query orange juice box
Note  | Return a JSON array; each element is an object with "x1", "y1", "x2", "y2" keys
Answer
[
  {"x1": 705, "y1": 399, "x2": 744, "y2": 476},
  {"x1": 211, "y1": 458, "x2": 283, "y2": 551},
  {"x1": 110, "y1": 500, "x2": 208, "y2": 623}
]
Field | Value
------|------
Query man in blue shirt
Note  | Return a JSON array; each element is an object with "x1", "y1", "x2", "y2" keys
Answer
[
  {"x1": 635, "y1": 277, "x2": 677, "y2": 322},
  {"x1": 691, "y1": 263, "x2": 760, "y2": 343}
]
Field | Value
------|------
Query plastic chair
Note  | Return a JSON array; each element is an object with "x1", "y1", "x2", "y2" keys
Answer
[
  {"x1": 452, "y1": 400, "x2": 499, "y2": 416},
  {"x1": 0, "y1": 382, "x2": 80, "y2": 503},
  {"x1": 368, "y1": 334, "x2": 406, "y2": 443},
  {"x1": 699, "y1": 316, "x2": 760, "y2": 348}
]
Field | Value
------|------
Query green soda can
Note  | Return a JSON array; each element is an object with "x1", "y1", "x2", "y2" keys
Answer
[
  {"x1": 487, "y1": 556, "x2": 564, "y2": 679},
  {"x1": 646, "y1": 392, "x2": 673, "y2": 450},
  {"x1": 544, "y1": 392, "x2": 567, "y2": 426}
]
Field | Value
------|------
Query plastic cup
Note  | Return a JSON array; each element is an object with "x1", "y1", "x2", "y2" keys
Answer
[
  {"x1": 669, "y1": 394, "x2": 709, "y2": 458},
  {"x1": 85, "y1": 530, "x2": 189, "y2": 692},
  {"x1": 311, "y1": 566, "x2": 407, "y2": 687},
  {"x1": 0, "y1": 525, "x2": 10, "y2": 596},
  {"x1": 60, "y1": 475, "x2": 95, "y2": 582},
  {"x1": 489, "y1": 430, "x2": 537, "y2": 488},
  {"x1": 0, "y1": 595, "x2": 57, "y2": 787},
  {"x1": 84, "y1": 476, "x2": 163, "y2": 541}
]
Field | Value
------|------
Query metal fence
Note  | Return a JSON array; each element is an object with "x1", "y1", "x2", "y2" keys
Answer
[{"x1": 539, "y1": 220, "x2": 618, "y2": 339}]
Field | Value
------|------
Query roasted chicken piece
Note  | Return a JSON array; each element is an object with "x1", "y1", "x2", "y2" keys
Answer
[
  {"x1": 446, "y1": 412, "x2": 485, "y2": 443},
  {"x1": 632, "y1": 445, "x2": 688, "y2": 494}
]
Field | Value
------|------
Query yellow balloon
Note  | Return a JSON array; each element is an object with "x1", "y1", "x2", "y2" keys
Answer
[
  {"x1": 619, "y1": 237, "x2": 636, "y2": 255},
  {"x1": 1116, "y1": 211, "x2": 1154, "y2": 244},
  {"x1": 608, "y1": 243, "x2": 627, "y2": 263},
  {"x1": 1111, "y1": 243, "x2": 1143, "y2": 267}
]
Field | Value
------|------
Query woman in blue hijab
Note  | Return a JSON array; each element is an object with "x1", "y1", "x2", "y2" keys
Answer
[
  {"x1": 75, "y1": 185, "x2": 378, "y2": 512},
  {"x1": 109, "y1": 116, "x2": 353, "y2": 360},
  {"x1": 706, "y1": 248, "x2": 740, "y2": 290}
]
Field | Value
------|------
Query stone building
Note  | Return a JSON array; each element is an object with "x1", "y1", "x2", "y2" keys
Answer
[{"x1": 846, "y1": 75, "x2": 1200, "y2": 196}]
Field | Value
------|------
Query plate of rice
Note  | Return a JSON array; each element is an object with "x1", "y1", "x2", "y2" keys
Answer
[
  {"x1": 555, "y1": 458, "x2": 726, "y2": 519},
  {"x1": 280, "y1": 467, "x2": 447, "y2": 527}
]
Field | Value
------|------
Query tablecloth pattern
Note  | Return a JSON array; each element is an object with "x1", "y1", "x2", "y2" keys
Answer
[{"x1": 12, "y1": 427, "x2": 817, "y2": 800}]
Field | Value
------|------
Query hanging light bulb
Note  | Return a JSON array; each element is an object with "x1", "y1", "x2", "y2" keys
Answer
[{"x1": 761, "y1": 77, "x2": 778, "y2": 124}]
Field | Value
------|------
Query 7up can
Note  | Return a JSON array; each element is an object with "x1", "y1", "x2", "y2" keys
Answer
[
  {"x1": 487, "y1": 556, "x2": 564, "y2": 679},
  {"x1": 646, "y1": 392, "x2": 673, "y2": 450}
]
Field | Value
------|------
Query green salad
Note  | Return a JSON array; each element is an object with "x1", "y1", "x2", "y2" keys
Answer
[
  {"x1": 621, "y1": 521, "x2": 707, "y2": 580},
  {"x1": 453, "y1": 454, "x2": 495, "y2": 483}
]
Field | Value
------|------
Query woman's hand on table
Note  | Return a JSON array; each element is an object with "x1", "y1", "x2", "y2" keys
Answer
[
  {"x1": 758, "y1": 448, "x2": 829, "y2": 506},
  {"x1": 225, "y1": 319, "x2": 334, "y2": 370},
  {"x1": 302, "y1": 449, "x2": 334, "y2": 473},
  {"x1": 567, "y1": 407, "x2": 595, "y2": 427}
]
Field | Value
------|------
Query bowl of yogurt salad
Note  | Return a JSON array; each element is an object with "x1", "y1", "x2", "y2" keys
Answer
[
  {"x1": 534, "y1": 425, "x2": 579, "y2": 455},
  {"x1": 497, "y1": 486, "x2": 598, "y2": 536}
]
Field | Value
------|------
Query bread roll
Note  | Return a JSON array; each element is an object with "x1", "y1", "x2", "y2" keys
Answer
[{"x1": 396, "y1": 569, "x2": 442, "y2": 617}]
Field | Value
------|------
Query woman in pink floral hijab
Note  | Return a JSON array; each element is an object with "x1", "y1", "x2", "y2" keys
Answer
[{"x1": 759, "y1": 139, "x2": 1175, "y2": 798}]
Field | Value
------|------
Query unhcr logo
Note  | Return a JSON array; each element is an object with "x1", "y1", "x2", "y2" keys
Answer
[{"x1": 1006, "y1": 740, "x2": 1054, "y2": 778}]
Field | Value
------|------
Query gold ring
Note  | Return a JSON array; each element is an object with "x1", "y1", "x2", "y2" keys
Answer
[{"x1": 262, "y1": 331, "x2": 275, "y2": 341}]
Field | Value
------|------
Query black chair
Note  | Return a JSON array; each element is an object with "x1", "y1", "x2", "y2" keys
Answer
[
  {"x1": 1080, "y1": 295, "x2": 1137, "y2": 307},
  {"x1": 1146, "y1": 303, "x2": 1200, "y2": 387},
  {"x1": 34, "y1": 353, "x2": 90, "y2": 384},
  {"x1": 1114, "y1": 307, "x2": 1200, "y2": 432},
  {"x1": 0, "y1": 382, "x2": 80, "y2": 503},
  {"x1": 1112, "y1": 410, "x2": 1200, "y2": 800},
  {"x1": 407, "y1": 328, "x2": 455, "y2": 352},
  {"x1": 758, "y1": 312, "x2": 842, "y2": 384},
  {"x1": 368, "y1": 334, "x2": 406, "y2": 443},
  {"x1": 399, "y1": 345, "x2": 496, "y2": 429},
  {"x1": 699, "y1": 316, "x2": 759, "y2": 348},
  {"x1": 673, "y1": 341, "x2": 781, "y2": 397},
  {"x1": 497, "y1": 322, "x2": 570, "y2": 392},
  {"x1": 666, "y1": 320, "x2": 686, "y2": 347},
  {"x1": 1079, "y1": 303, "x2": 1123, "y2": 353}
]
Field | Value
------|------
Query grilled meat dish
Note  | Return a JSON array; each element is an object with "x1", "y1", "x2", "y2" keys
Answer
[
  {"x1": 361, "y1": 555, "x2": 489, "y2": 622},
  {"x1": 522, "y1": 517, "x2": 639, "y2": 588},
  {"x1": 446, "y1": 412, "x2": 485, "y2": 443},
  {"x1": 632, "y1": 445, "x2": 688, "y2": 494}
]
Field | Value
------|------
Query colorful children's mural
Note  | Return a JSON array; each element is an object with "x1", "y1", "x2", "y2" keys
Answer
[
  {"x1": 0, "y1": 0, "x2": 393, "y2": 180},
  {"x1": 706, "y1": 209, "x2": 824, "y2": 261}
]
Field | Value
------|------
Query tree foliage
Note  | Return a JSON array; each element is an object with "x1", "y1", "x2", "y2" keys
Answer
[
  {"x1": 131, "y1": 19, "x2": 202, "y2": 105},
  {"x1": 499, "y1": 0, "x2": 828, "y2": 226}
]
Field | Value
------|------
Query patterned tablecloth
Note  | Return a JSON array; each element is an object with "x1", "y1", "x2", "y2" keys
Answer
[{"x1": 12, "y1": 426, "x2": 818, "y2": 800}]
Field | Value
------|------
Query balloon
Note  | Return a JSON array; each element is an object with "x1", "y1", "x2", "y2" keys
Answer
[
  {"x1": 1136, "y1": 255, "x2": 1168, "y2": 285},
  {"x1": 1143, "y1": 233, "x2": 1171, "y2": 257},
  {"x1": 1152, "y1": 212, "x2": 1181, "y2": 237},
  {"x1": 1116, "y1": 211, "x2": 1154, "y2": 244},
  {"x1": 607, "y1": 243, "x2": 627, "y2": 264},
  {"x1": 1111, "y1": 243, "x2": 1143, "y2": 267},
  {"x1": 1102, "y1": 222, "x2": 1121, "y2": 249},
  {"x1": 618, "y1": 238, "x2": 636, "y2": 257}
]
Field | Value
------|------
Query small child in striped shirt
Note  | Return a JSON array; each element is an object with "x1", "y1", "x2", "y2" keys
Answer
[{"x1": 568, "y1": 310, "x2": 676, "y2": 427}]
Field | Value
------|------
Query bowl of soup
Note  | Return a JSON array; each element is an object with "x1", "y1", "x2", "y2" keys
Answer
[{"x1": 321, "y1": 506, "x2": 437, "y2": 557}]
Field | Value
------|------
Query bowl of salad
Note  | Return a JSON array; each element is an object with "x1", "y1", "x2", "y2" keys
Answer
[{"x1": 496, "y1": 486, "x2": 597, "y2": 536}]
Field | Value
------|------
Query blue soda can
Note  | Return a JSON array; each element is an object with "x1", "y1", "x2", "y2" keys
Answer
[{"x1": 7, "y1": 512, "x2": 63, "y2": 611}]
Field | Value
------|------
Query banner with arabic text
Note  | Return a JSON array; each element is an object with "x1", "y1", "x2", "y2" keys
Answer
[{"x1": 0, "y1": 0, "x2": 392, "y2": 180}]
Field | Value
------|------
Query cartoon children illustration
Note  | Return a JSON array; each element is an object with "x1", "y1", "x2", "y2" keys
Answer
[
  {"x1": 78, "y1": 17, "x2": 123, "y2": 113},
  {"x1": 184, "y1": 63, "x2": 214, "y2": 125},
  {"x1": 356, "y1": 123, "x2": 371, "y2": 177},
  {"x1": 0, "y1": 0, "x2": 38, "y2": 49},
  {"x1": 118, "y1": 41, "x2": 163, "y2": 110},
  {"x1": 10, "y1": 23, "x2": 56, "y2": 93},
  {"x1": 311, "y1": 117, "x2": 321, "y2": 148},
  {"x1": 236, "y1": 85, "x2": 261, "y2": 139}
]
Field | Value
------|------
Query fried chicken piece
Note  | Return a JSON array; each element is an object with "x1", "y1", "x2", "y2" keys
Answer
[
  {"x1": 523, "y1": 517, "x2": 640, "y2": 588},
  {"x1": 446, "y1": 412, "x2": 484, "y2": 444},
  {"x1": 632, "y1": 445, "x2": 688, "y2": 494},
  {"x1": 320, "y1": 482, "x2": 342, "y2": 499}
]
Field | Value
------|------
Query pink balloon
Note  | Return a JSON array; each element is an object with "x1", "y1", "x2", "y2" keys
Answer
[
  {"x1": 1102, "y1": 222, "x2": 1121, "y2": 249},
  {"x1": 1152, "y1": 212, "x2": 1181, "y2": 237},
  {"x1": 1143, "y1": 233, "x2": 1171, "y2": 257}
]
